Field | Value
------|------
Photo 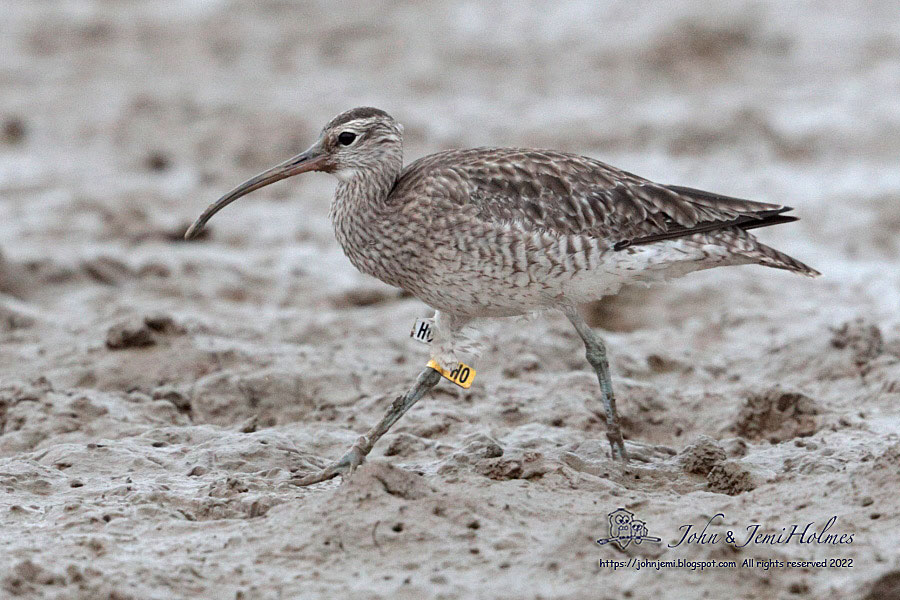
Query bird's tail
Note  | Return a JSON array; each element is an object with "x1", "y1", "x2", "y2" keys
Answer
[
  {"x1": 747, "y1": 240, "x2": 820, "y2": 277},
  {"x1": 722, "y1": 227, "x2": 820, "y2": 277}
]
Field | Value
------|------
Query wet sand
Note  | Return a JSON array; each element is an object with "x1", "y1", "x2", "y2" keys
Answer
[{"x1": 1, "y1": 1, "x2": 899, "y2": 598}]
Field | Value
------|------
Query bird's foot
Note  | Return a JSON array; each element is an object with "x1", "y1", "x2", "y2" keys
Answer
[
  {"x1": 292, "y1": 436, "x2": 369, "y2": 487},
  {"x1": 606, "y1": 430, "x2": 629, "y2": 462},
  {"x1": 622, "y1": 440, "x2": 677, "y2": 463}
]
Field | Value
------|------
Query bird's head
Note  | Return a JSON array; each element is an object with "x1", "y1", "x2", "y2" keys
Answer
[{"x1": 185, "y1": 106, "x2": 402, "y2": 240}]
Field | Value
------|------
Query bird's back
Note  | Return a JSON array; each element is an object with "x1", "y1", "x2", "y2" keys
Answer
[
  {"x1": 364, "y1": 147, "x2": 818, "y2": 316},
  {"x1": 392, "y1": 147, "x2": 781, "y2": 240}
]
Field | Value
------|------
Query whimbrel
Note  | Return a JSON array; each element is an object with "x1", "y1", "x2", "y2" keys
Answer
[{"x1": 186, "y1": 107, "x2": 818, "y2": 485}]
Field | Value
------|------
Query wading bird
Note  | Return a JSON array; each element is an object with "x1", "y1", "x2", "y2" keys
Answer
[{"x1": 185, "y1": 107, "x2": 818, "y2": 485}]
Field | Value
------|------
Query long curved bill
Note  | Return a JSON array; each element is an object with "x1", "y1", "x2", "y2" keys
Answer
[{"x1": 184, "y1": 141, "x2": 327, "y2": 240}]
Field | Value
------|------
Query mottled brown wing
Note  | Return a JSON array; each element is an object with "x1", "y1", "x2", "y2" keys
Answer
[{"x1": 392, "y1": 147, "x2": 792, "y2": 249}]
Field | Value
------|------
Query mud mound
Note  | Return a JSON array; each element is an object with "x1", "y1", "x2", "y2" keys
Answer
[
  {"x1": 332, "y1": 461, "x2": 435, "y2": 502},
  {"x1": 732, "y1": 387, "x2": 819, "y2": 443},
  {"x1": 862, "y1": 571, "x2": 900, "y2": 600},
  {"x1": 706, "y1": 460, "x2": 757, "y2": 495},
  {"x1": 830, "y1": 318, "x2": 884, "y2": 368},
  {"x1": 678, "y1": 435, "x2": 726, "y2": 475}
]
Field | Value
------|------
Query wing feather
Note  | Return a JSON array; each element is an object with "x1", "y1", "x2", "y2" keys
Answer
[{"x1": 391, "y1": 148, "x2": 794, "y2": 249}]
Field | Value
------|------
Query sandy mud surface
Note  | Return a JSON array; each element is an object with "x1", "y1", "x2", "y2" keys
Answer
[{"x1": 1, "y1": 1, "x2": 899, "y2": 598}]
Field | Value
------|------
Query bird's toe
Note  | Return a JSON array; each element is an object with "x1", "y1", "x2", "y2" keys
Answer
[
  {"x1": 291, "y1": 442, "x2": 369, "y2": 487},
  {"x1": 623, "y1": 440, "x2": 677, "y2": 463}
]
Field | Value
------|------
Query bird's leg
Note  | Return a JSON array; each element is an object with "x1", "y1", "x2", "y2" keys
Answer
[
  {"x1": 293, "y1": 367, "x2": 442, "y2": 487},
  {"x1": 565, "y1": 309, "x2": 629, "y2": 461}
]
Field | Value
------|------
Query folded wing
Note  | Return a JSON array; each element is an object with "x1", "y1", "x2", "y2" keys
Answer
[{"x1": 393, "y1": 148, "x2": 797, "y2": 250}]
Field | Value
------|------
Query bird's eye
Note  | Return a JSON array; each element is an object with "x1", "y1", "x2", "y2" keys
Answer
[{"x1": 338, "y1": 132, "x2": 357, "y2": 146}]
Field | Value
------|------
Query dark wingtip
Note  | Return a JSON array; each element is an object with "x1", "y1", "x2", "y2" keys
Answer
[
  {"x1": 615, "y1": 212, "x2": 802, "y2": 250},
  {"x1": 740, "y1": 214, "x2": 799, "y2": 231}
]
